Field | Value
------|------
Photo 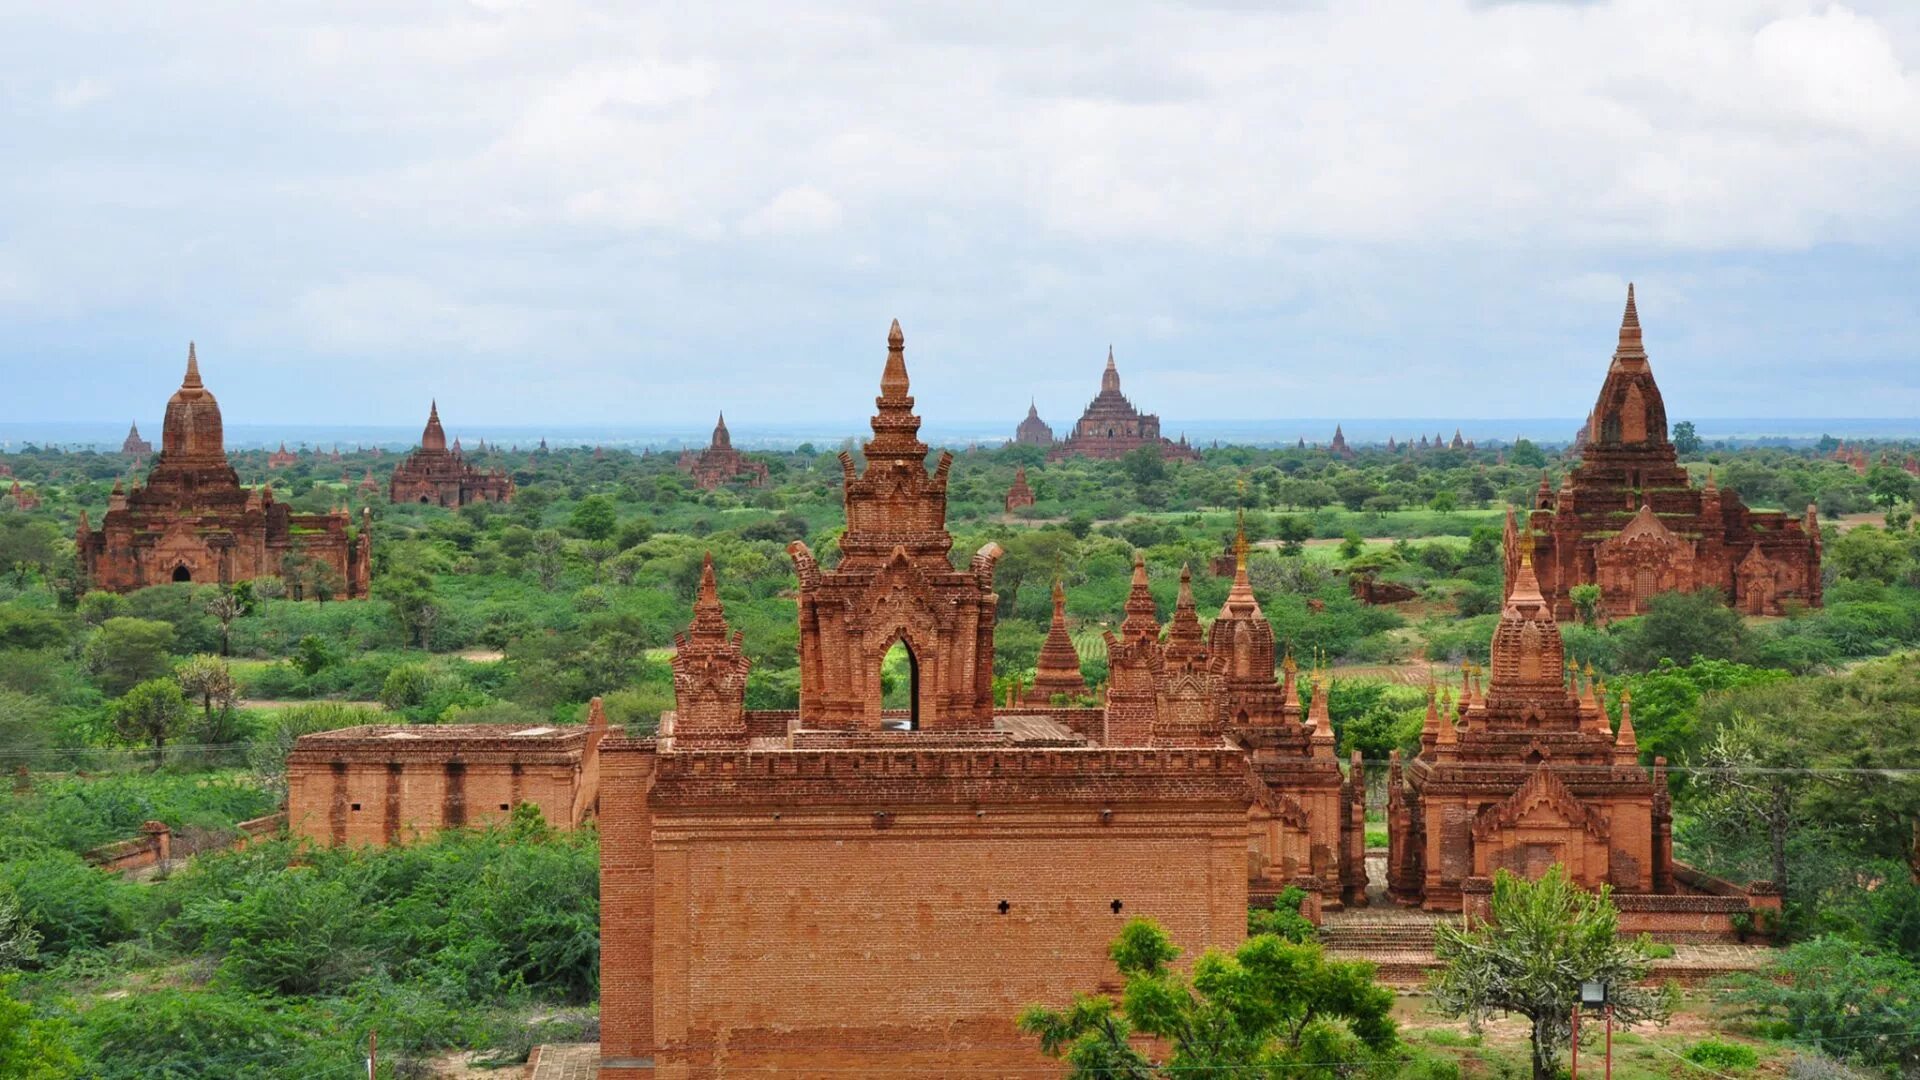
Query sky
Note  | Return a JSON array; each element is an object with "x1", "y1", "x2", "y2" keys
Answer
[{"x1": 2, "y1": 0, "x2": 1919, "y2": 432}]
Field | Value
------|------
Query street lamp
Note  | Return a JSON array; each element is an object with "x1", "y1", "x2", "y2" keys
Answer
[{"x1": 1572, "y1": 980, "x2": 1612, "y2": 1080}]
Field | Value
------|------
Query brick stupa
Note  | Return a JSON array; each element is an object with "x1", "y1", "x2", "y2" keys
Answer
[
  {"x1": 1003, "y1": 465, "x2": 1035, "y2": 512},
  {"x1": 1047, "y1": 347, "x2": 1199, "y2": 462},
  {"x1": 77, "y1": 345, "x2": 371, "y2": 597},
  {"x1": 388, "y1": 402, "x2": 515, "y2": 507},
  {"x1": 1520, "y1": 285, "x2": 1821, "y2": 618}
]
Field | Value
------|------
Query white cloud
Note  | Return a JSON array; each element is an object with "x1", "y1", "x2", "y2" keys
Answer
[
  {"x1": 738, "y1": 186, "x2": 844, "y2": 236},
  {"x1": 50, "y1": 78, "x2": 109, "y2": 110}
]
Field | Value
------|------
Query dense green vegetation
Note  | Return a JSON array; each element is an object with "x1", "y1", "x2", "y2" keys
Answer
[{"x1": 5, "y1": 433, "x2": 1920, "y2": 1073}]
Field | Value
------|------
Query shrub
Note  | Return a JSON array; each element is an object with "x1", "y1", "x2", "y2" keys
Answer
[{"x1": 1685, "y1": 1038, "x2": 1759, "y2": 1071}]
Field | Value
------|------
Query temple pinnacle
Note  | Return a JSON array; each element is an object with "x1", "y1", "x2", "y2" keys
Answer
[{"x1": 183, "y1": 342, "x2": 202, "y2": 388}]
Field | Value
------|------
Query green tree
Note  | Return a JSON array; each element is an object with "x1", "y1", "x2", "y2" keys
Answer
[
  {"x1": 1615, "y1": 589, "x2": 1749, "y2": 671},
  {"x1": 173, "y1": 654, "x2": 237, "y2": 736},
  {"x1": 1508, "y1": 439, "x2": 1547, "y2": 468},
  {"x1": 1867, "y1": 464, "x2": 1914, "y2": 523},
  {"x1": 0, "y1": 889, "x2": 38, "y2": 972},
  {"x1": 1826, "y1": 524, "x2": 1911, "y2": 585},
  {"x1": 1019, "y1": 918, "x2": 1398, "y2": 1077},
  {"x1": 0, "y1": 518, "x2": 60, "y2": 590},
  {"x1": 569, "y1": 495, "x2": 618, "y2": 541},
  {"x1": 1427, "y1": 489, "x2": 1458, "y2": 516},
  {"x1": 1568, "y1": 583, "x2": 1603, "y2": 628},
  {"x1": 1432, "y1": 866, "x2": 1673, "y2": 1080},
  {"x1": 203, "y1": 591, "x2": 243, "y2": 657},
  {"x1": 0, "y1": 975, "x2": 80, "y2": 1080},
  {"x1": 1671, "y1": 420, "x2": 1701, "y2": 456},
  {"x1": 1121, "y1": 446, "x2": 1168, "y2": 489},
  {"x1": 375, "y1": 565, "x2": 438, "y2": 650},
  {"x1": 1730, "y1": 938, "x2": 1920, "y2": 1074},
  {"x1": 110, "y1": 678, "x2": 190, "y2": 768},
  {"x1": 83, "y1": 617, "x2": 177, "y2": 696}
]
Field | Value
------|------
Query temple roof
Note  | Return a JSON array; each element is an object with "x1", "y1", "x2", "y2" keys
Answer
[{"x1": 161, "y1": 343, "x2": 224, "y2": 461}]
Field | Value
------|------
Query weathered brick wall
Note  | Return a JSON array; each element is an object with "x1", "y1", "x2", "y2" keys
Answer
[
  {"x1": 287, "y1": 747, "x2": 586, "y2": 848},
  {"x1": 600, "y1": 741, "x2": 1250, "y2": 1078}
]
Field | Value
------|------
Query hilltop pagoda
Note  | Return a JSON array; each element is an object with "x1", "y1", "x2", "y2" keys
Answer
[{"x1": 1519, "y1": 285, "x2": 1821, "y2": 618}]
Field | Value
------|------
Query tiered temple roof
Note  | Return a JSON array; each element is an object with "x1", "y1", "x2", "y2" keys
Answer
[
  {"x1": 388, "y1": 402, "x2": 515, "y2": 507},
  {"x1": 1519, "y1": 285, "x2": 1820, "y2": 618},
  {"x1": 78, "y1": 345, "x2": 370, "y2": 597},
  {"x1": 1047, "y1": 347, "x2": 1199, "y2": 462},
  {"x1": 677, "y1": 413, "x2": 769, "y2": 490}
]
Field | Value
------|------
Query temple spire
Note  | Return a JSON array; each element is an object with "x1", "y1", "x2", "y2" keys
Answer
[
  {"x1": 1101, "y1": 345, "x2": 1120, "y2": 393},
  {"x1": 183, "y1": 342, "x2": 201, "y2": 388},
  {"x1": 1121, "y1": 551, "x2": 1159, "y2": 642},
  {"x1": 1614, "y1": 688, "x2": 1639, "y2": 763},
  {"x1": 1612, "y1": 282, "x2": 1647, "y2": 367}
]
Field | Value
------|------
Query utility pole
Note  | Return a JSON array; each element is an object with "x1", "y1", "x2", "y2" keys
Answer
[{"x1": 367, "y1": 1029, "x2": 377, "y2": 1079}]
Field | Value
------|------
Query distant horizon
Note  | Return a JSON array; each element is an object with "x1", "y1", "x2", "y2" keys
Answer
[{"x1": 6, "y1": 416, "x2": 1918, "y2": 455}]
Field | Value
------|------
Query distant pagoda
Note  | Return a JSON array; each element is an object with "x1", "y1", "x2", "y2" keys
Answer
[{"x1": 1047, "y1": 347, "x2": 1199, "y2": 462}]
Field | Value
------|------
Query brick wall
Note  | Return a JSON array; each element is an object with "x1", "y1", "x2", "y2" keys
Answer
[{"x1": 599, "y1": 739, "x2": 1250, "y2": 1077}]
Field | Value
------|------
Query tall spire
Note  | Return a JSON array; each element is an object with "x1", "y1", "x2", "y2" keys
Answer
[
  {"x1": 1121, "y1": 552, "x2": 1159, "y2": 642},
  {"x1": 1613, "y1": 282, "x2": 1647, "y2": 367},
  {"x1": 421, "y1": 400, "x2": 447, "y2": 452},
  {"x1": 712, "y1": 411, "x2": 731, "y2": 449},
  {"x1": 1165, "y1": 563, "x2": 1207, "y2": 667},
  {"x1": 688, "y1": 552, "x2": 729, "y2": 638},
  {"x1": 863, "y1": 318, "x2": 925, "y2": 457},
  {"x1": 1101, "y1": 345, "x2": 1121, "y2": 394},
  {"x1": 183, "y1": 342, "x2": 201, "y2": 388}
]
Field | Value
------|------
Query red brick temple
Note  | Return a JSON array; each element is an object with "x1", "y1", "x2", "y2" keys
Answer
[
  {"x1": 596, "y1": 320, "x2": 1359, "y2": 1077},
  {"x1": 120, "y1": 423, "x2": 152, "y2": 456},
  {"x1": 1003, "y1": 464, "x2": 1035, "y2": 512},
  {"x1": 1013, "y1": 399, "x2": 1053, "y2": 445},
  {"x1": 388, "y1": 402, "x2": 515, "y2": 507},
  {"x1": 1047, "y1": 347, "x2": 1199, "y2": 462},
  {"x1": 6, "y1": 481, "x2": 40, "y2": 512},
  {"x1": 676, "y1": 413, "x2": 769, "y2": 490},
  {"x1": 267, "y1": 443, "x2": 298, "y2": 469},
  {"x1": 1387, "y1": 537, "x2": 1776, "y2": 933},
  {"x1": 1518, "y1": 286, "x2": 1821, "y2": 619},
  {"x1": 77, "y1": 346, "x2": 371, "y2": 597}
]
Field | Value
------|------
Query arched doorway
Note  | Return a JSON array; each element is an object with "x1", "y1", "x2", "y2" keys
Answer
[
  {"x1": 881, "y1": 638, "x2": 920, "y2": 731},
  {"x1": 172, "y1": 565, "x2": 192, "y2": 583}
]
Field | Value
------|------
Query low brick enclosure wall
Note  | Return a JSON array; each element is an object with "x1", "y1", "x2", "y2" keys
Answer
[
  {"x1": 84, "y1": 811, "x2": 288, "y2": 875},
  {"x1": 1458, "y1": 863, "x2": 1780, "y2": 943}
]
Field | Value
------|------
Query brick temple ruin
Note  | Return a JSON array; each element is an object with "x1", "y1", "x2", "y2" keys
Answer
[
  {"x1": 1047, "y1": 346, "x2": 1199, "y2": 462},
  {"x1": 388, "y1": 401, "x2": 515, "y2": 507},
  {"x1": 1519, "y1": 286, "x2": 1822, "y2": 619},
  {"x1": 120, "y1": 422, "x2": 152, "y2": 456},
  {"x1": 1003, "y1": 464, "x2": 1035, "y2": 512},
  {"x1": 1387, "y1": 535, "x2": 1776, "y2": 934},
  {"x1": 287, "y1": 701, "x2": 606, "y2": 847},
  {"x1": 675, "y1": 413, "x2": 769, "y2": 491},
  {"x1": 76, "y1": 346, "x2": 372, "y2": 598},
  {"x1": 596, "y1": 321, "x2": 1360, "y2": 1077}
]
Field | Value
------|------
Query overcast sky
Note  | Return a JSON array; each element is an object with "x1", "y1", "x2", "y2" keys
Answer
[{"x1": 3, "y1": 0, "x2": 1918, "y2": 430}]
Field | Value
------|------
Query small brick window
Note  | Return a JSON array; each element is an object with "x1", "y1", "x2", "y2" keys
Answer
[
  {"x1": 499, "y1": 803, "x2": 511, "y2": 811},
  {"x1": 1111, "y1": 900, "x2": 1124, "y2": 914},
  {"x1": 350, "y1": 803, "x2": 361, "y2": 811},
  {"x1": 997, "y1": 900, "x2": 1011, "y2": 915}
]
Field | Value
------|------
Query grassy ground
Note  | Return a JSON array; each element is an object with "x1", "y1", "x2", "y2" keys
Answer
[{"x1": 1397, "y1": 991, "x2": 1790, "y2": 1078}]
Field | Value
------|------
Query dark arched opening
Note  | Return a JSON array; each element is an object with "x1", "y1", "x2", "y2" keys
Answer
[
  {"x1": 172, "y1": 565, "x2": 192, "y2": 583},
  {"x1": 420, "y1": 496, "x2": 431, "y2": 504},
  {"x1": 881, "y1": 638, "x2": 920, "y2": 731}
]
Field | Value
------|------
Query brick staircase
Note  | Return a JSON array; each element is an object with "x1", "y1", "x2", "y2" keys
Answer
[{"x1": 1318, "y1": 905, "x2": 1457, "y2": 985}]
